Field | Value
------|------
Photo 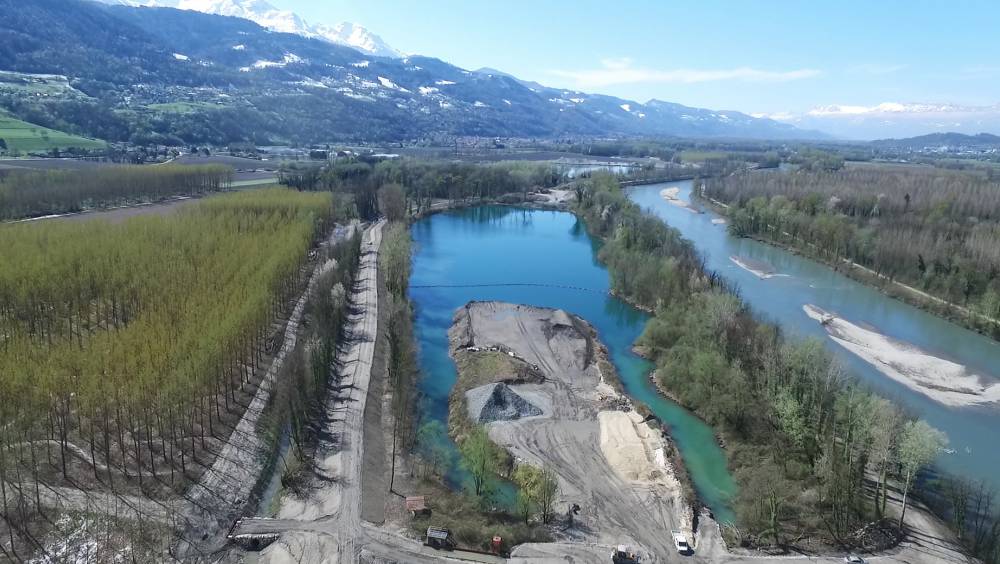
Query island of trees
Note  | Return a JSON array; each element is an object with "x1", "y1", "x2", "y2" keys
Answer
[{"x1": 572, "y1": 173, "x2": 997, "y2": 556}]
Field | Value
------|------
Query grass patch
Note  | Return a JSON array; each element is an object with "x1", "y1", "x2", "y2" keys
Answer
[
  {"x1": 408, "y1": 480, "x2": 552, "y2": 554},
  {"x1": 448, "y1": 349, "x2": 542, "y2": 440},
  {"x1": 0, "y1": 71, "x2": 82, "y2": 97},
  {"x1": 147, "y1": 101, "x2": 227, "y2": 114},
  {"x1": 232, "y1": 178, "x2": 279, "y2": 188},
  {"x1": 0, "y1": 112, "x2": 105, "y2": 153},
  {"x1": 680, "y1": 150, "x2": 727, "y2": 162}
]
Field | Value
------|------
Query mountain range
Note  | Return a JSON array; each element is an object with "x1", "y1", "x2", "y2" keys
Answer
[
  {"x1": 0, "y1": 0, "x2": 824, "y2": 147},
  {"x1": 871, "y1": 132, "x2": 1000, "y2": 150},
  {"x1": 758, "y1": 102, "x2": 1000, "y2": 140},
  {"x1": 97, "y1": 0, "x2": 405, "y2": 58}
]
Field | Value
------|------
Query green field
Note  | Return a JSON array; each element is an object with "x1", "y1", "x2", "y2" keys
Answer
[
  {"x1": 0, "y1": 113, "x2": 106, "y2": 153},
  {"x1": 679, "y1": 150, "x2": 728, "y2": 162},
  {"x1": 147, "y1": 101, "x2": 226, "y2": 114},
  {"x1": 0, "y1": 71, "x2": 83, "y2": 98}
]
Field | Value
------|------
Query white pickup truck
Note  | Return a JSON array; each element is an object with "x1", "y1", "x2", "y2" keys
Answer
[{"x1": 671, "y1": 530, "x2": 692, "y2": 555}]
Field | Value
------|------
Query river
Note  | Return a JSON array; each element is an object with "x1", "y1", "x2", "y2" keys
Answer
[
  {"x1": 629, "y1": 180, "x2": 1000, "y2": 491},
  {"x1": 409, "y1": 205, "x2": 737, "y2": 523}
]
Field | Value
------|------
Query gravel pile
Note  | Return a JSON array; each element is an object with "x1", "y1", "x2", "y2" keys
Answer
[{"x1": 466, "y1": 382, "x2": 542, "y2": 424}]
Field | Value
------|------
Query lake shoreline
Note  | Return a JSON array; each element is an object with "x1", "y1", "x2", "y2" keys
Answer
[
  {"x1": 409, "y1": 198, "x2": 730, "y2": 523},
  {"x1": 447, "y1": 301, "x2": 696, "y2": 555}
]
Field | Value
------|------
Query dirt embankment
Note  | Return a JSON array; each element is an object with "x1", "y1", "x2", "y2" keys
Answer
[{"x1": 448, "y1": 301, "x2": 693, "y2": 560}]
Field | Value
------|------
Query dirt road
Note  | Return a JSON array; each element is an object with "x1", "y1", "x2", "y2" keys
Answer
[
  {"x1": 247, "y1": 221, "x2": 384, "y2": 562},
  {"x1": 175, "y1": 238, "x2": 349, "y2": 558}
]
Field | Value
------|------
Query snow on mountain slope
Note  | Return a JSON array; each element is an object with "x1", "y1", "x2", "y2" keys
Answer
[
  {"x1": 756, "y1": 102, "x2": 1000, "y2": 139},
  {"x1": 96, "y1": 0, "x2": 404, "y2": 58}
]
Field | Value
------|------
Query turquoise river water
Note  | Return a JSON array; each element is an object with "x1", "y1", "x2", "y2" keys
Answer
[
  {"x1": 410, "y1": 206, "x2": 738, "y2": 523},
  {"x1": 629, "y1": 180, "x2": 1000, "y2": 492}
]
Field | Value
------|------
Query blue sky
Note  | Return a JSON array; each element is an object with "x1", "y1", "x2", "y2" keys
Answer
[{"x1": 274, "y1": 0, "x2": 999, "y2": 116}]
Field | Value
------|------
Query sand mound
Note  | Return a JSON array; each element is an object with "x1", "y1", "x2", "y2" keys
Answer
[
  {"x1": 598, "y1": 410, "x2": 664, "y2": 482},
  {"x1": 466, "y1": 382, "x2": 543, "y2": 424},
  {"x1": 550, "y1": 309, "x2": 575, "y2": 328}
]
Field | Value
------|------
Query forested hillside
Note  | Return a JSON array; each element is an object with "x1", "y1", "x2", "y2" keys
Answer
[
  {"x1": 705, "y1": 167, "x2": 1000, "y2": 335},
  {"x1": 0, "y1": 0, "x2": 817, "y2": 145}
]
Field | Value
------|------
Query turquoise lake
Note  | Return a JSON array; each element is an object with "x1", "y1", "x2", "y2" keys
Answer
[{"x1": 409, "y1": 206, "x2": 738, "y2": 523}]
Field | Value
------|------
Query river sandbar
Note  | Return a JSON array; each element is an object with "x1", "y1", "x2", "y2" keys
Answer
[
  {"x1": 804, "y1": 305, "x2": 1000, "y2": 408},
  {"x1": 661, "y1": 187, "x2": 700, "y2": 214}
]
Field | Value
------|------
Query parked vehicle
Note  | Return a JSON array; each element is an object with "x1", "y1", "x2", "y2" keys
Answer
[
  {"x1": 612, "y1": 544, "x2": 641, "y2": 563},
  {"x1": 424, "y1": 527, "x2": 456, "y2": 550},
  {"x1": 671, "y1": 530, "x2": 692, "y2": 555}
]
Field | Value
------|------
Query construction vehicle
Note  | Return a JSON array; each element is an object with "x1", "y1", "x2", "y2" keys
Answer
[
  {"x1": 424, "y1": 527, "x2": 456, "y2": 550},
  {"x1": 672, "y1": 530, "x2": 692, "y2": 554},
  {"x1": 612, "y1": 544, "x2": 641, "y2": 563}
]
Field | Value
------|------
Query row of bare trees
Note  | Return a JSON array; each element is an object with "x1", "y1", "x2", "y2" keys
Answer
[
  {"x1": 707, "y1": 167, "x2": 1000, "y2": 332},
  {"x1": 0, "y1": 164, "x2": 232, "y2": 220}
]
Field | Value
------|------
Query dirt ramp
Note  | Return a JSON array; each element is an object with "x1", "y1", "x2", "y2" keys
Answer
[{"x1": 467, "y1": 382, "x2": 543, "y2": 423}]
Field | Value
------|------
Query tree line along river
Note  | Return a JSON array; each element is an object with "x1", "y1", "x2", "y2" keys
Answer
[{"x1": 628, "y1": 180, "x2": 1000, "y2": 493}]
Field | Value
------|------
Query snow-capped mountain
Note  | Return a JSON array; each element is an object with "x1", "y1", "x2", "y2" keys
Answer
[
  {"x1": 2, "y1": 1, "x2": 823, "y2": 142},
  {"x1": 96, "y1": 0, "x2": 404, "y2": 58},
  {"x1": 755, "y1": 102, "x2": 1000, "y2": 140}
]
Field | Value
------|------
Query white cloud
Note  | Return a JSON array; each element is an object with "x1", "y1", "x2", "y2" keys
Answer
[
  {"x1": 549, "y1": 58, "x2": 820, "y2": 88},
  {"x1": 848, "y1": 63, "x2": 907, "y2": 75},
  {"x1": 806, "y1": 102, "x2": 974, "y2": 116}
]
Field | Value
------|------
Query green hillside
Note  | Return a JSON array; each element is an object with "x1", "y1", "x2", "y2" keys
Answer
[{"x1": 0, "y1": 112, "x2": 106, "y2": 154}]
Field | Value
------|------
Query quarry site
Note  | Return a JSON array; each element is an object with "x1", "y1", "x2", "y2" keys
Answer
[{"x1": 448, "y1": 302, "x2": 693, "y2": 561}]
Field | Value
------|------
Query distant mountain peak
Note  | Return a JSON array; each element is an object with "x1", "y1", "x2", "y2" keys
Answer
[
  {"x1": 758, "y1": 101, "x2": 1000, "y2": 139},
  {"x1": 96, "y1": 0, "x2": 404, "y2": 58}
]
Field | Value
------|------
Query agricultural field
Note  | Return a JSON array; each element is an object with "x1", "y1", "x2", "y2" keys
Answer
[
  {"x1": 0, "y1": 71, "x2": 85, "y2": 98},
  {"x1": 679, "y1": 149, "x2": 728, "y2": 162},
  {"x1": 146, "y1": 101, "x2": 228, "y2": 114},
  {"x1": 0, "y1": 112, "x2": 106, "y2": 154}
]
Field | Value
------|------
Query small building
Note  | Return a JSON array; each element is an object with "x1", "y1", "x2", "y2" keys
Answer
[{"x1": 406, "y1": 495, "x2": 429, "y2": 516}]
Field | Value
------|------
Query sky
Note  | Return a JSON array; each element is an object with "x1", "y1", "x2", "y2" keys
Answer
[{"x1": 272, "y1": 0, "x2": 1000, "y2": 117}]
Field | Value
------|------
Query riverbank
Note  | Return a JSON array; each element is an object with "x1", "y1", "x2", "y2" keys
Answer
[
  {"x1": 448, "y1": 301, "x2": 694, "y2": 558},
  {"x1": 691, "y1": 184, "x2": 1000, "y2": 341}
]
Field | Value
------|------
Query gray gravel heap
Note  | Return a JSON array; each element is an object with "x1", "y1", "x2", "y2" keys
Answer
[{"x1": 466, "y1": 382, "x2": 542, "y2": 424}]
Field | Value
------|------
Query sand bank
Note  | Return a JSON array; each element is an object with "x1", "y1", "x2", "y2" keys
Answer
[
  {"x1": 661, "y1": 187, "x2": 700, "y2": 214},
  {"x1": 729, "y1": 255, "x2": 788, "y2": 279},
  {"x1": 804, "y1": 304, "x2": 1000, "y2": 408}
]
